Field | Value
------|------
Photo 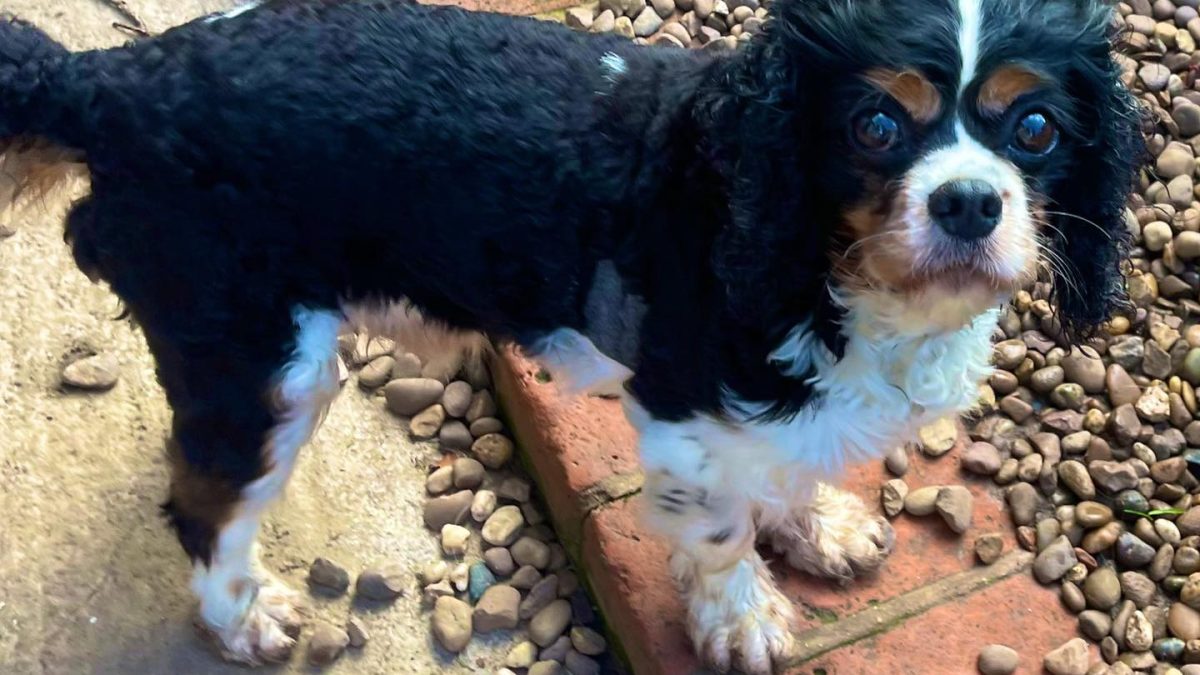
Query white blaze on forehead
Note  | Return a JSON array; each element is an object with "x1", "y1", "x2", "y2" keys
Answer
[{"x1": 957, "y1": 0, "x2": 983, "y2": 94}]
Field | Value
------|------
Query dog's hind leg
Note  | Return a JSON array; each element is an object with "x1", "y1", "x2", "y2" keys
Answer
[{"x1": 154, "y1": 307, "x2": 341, "y2": 664}]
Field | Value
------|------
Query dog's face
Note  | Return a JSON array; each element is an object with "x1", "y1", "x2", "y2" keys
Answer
[{"x1": 769, "y1": 0, "x2": 1143, "y2": 333}]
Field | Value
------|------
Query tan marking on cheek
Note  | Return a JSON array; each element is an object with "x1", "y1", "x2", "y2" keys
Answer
[
  {"x1": 864, "y1": 68, "x2": 942, "y2": 124},
  {"x1": 978, "y1": 65, "x2": 1046, "y2": 116},
  {"x1": 835, "y1": 202, "x2": 915, "y2": 291}
]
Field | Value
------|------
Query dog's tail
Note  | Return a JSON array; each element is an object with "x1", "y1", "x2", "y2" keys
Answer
[{"x1": 0, "y1": 16, "x2": 87, "y2": 218}]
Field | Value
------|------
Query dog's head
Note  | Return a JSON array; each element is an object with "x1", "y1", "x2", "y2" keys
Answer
[{"x1": 727, "y1": 0, "x2": 1143, "y2": 337}]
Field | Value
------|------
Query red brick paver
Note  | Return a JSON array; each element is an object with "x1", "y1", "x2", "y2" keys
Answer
[{"x1": 494, "y1": 349, "x2": 1082, "y2": 674}]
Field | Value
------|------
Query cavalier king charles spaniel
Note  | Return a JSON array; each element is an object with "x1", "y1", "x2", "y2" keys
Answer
[{"x1": 0, "y1": 0, "x2": 1141, "y2": 671}]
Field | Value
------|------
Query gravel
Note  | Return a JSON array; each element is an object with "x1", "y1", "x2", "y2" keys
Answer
[{"x1": 335, "y1": 333, "x2": 614, "y2": 669}]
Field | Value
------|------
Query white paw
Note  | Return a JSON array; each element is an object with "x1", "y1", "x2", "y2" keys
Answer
[
  {"x1": 198, "y1": 578, "x2": 305, "y2": 665},
  {"x1": 681, "y1": 558, "x2": 795, "y2": 674},
  {"x1": 770, "y1": 483, "x2": 895, "y2": 583}
]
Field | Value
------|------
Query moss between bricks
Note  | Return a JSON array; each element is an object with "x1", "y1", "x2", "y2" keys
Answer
[{"x1": 488, "y1": 356, "x2": 636, "y2": 670}]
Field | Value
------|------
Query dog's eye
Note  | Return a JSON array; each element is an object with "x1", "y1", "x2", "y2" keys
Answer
[
  {"x1": 852, "y1": 111, "x2": 901, "y2": 152},
  {"x1": 1013, "y1": 112, "x2": 1058, "y2": 155}
]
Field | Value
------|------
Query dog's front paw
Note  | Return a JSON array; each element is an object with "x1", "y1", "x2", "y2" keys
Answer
[
  {"x1": 769, "y1": 482, "x2": 895, "y2": 583},
  {"x1": 683, "y1": 558, "x2": 796, "y2": 674},
  {"x1": 198, "y1": 576, "x2": 305, "y2": 665}
]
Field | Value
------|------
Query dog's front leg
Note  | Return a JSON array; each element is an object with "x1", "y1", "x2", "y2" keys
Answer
[
  {"x1": 762, "y1": 481, "x2": 895, "y2": 584},
  {"x1": 634, "y1": 412, "x2": 796, "y2": 674}
]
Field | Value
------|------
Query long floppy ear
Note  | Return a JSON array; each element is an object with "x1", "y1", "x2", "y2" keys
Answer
[{"x1": 1047, "y1": 16, "x2": 1145, "y2": 337}]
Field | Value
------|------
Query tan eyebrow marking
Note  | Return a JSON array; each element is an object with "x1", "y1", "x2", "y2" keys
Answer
[
  {"x1": 978, "y1": 65, "x2": 1047, "y2": 115},
  {"x1": 863, "y1": 68, "x2": 942, "y2": 124}
]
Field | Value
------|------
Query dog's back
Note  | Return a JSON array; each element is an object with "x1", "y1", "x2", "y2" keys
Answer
[{"x1": 0, "y1": 1, "x2": 676, "y2": 338}]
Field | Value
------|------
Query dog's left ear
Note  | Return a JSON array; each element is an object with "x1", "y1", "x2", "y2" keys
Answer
[{"x1": 1047, "y1": 19, "x2": 1144, "y2": 338}]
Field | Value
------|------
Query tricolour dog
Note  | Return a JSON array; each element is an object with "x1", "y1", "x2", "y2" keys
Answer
[{"x1": 0, "y1": 0, "x2": 1140, "y2": 671}]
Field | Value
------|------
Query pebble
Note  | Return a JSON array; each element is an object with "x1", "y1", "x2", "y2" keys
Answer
[
  {"x1": 1120, "y1": 571, "x2": 1158, "y2": 608},
  {"x1": 1062, "y1": 581, "x2": 1087, "y2": 613},
  {"x1": 521, "y1": 575, "x2": 561, "y2": 620},
  {"x1": 1062, "y1": 348, "x2": 1106, "y2": 393},
  {"x1": 473, "y1": 433, "x2": 514, "y2": 469},
  {"x1": 442, "y1": 380, "x2": 473, "y2": 417},
  {"x1": 1035, "y1": 536, "x2": 1079, "y2": 583},
  {"x1": 420, "y1": 560, "x2": 448, "y2": 585},
  {"x1": 497, "y1": 476, "x2": 532, "y2": 503},
  {"x1": 426, "y1": 465, "x2": 455, "y2": 495},
  {"x1": 308, "y1": 557, "x2": 350, "y2": 595},
  {"x1": 357, "y1": 561, "x2": 406, "y2": 601},
  {"x1": 935, "y1": 486, "x2": 973, "y2": 534},
  {"x1": 903, "y1": 485, "x2": 941, "y2": 516},
  {"x1": 424, "y1": 489, "x2": 474, "y2": 530},
  {"x1": 529, "y1": 599, "x2": 573, "y2": 647},
  {"x1": 885, "y1": 445, "x2": 909, "y2": 476},
  {"x1": 473, "y1": 584, "x2": 521, "y2": 633},
  {"x1": 1043, "y1": 638, "x2": 1090, "y2": 675},
  {"x1": 432, "y1": 596, "x2": 473, "y2": 653},
  {"x1": 512, "y1": 536, "x2": 552, "y2": 569},
  {"x1": 1082, "y1": 522, "x2": 1123, "y2": 553},
  {"x1": 358, "y1": 355, "x2": 395, "y2": 388},
  {"x1": 1007, "y1": 483, "x2": 1040, "y2": 526},
  {"x1": 471, "y1": 489, "x2": 498, "y2": 522},
  {"x1": 307, "y1": 622, "x2": 350, "y2": 665},
  {"x1": 345, "y1": 617, "x2": 368, "y2": 649},
  {"x1": 1184, "y1": 573, "x2": 1200, "y2": 609},
  {"x1": 410, "y1": 404, "x2": 445, "y2": 439},
  {"x1": 978, "y1": 644, "x2": 1019, "y2": 675},
  {"x1": 1083, "y1": 566, "x2": 1121, "y2": 610},
  {"x1": 1136, "y1": 386, "x2": 1172, "y2": 423},
  {"x1": 1154, "y1": 636, "x2": 1185, "y2": 662},
  {"x1": 1180, "y1": 508, "x2": 1200, "y2": 537},
  {"x1": 468, "y1": 562, "x2": 497, "y2": 603},
  {"x1": 441, "y1": 524, "x2": 471, "y2": 556},
  {"x1": 452, "y1": 457, "x2": 485, "y2": 489},
  {"x1": 465, "y1": 390, "x2": 497, "y2": 422},
  {"x1": 485, "y1": 546, "x2": 516, "y2": 577},
  {"x1": 1080, "y1": 610, "x2": 1113, "y2": 640},
  {"x1": 62, "y1": 353, "x2": 120, "y2": 391},
  {"x1": 1171, "y1": 602, "x2": 1200, "y2": 640},
  {"x1": 1127, "y1": 610, "x2": 1154, "y2": 651},
  {"x1": 571, "y1": 626, "x2": 608, "y2": 656},
  {"x1": 976, "y1": 532, "x2": 1005, "y2": 565},
  {"x1": 963, "y1": 442, "x2": 1002, "y2": 475},
  {"x1": 506, "y1": 641, "x2": 538, "y2": 668},
  {"x1": 918, "y1": 417, "x2": 958, "y2": 456},
  {"x1": 565, "y1": 651, "x2": 601, "y2": 675},
  {"x1": 439, "y1": 421, "x2": 473, "y2": 451},
  {"x1": 384, "y1": 378, "x2": 445, "y2": 416},
  {"x1": 529, "y1": 661, "x2": 564, "y2": 675},
  {"x1": 1090, "y1": 461, "x2": 1139, "y2": 493},
  {"x1": 882, "y1": 479, "x2": 908, "y2": 517},
  {"x1": 511, "y1": 565, "x2": 543, "y2": 590},
  {"x1": 483, "y1": 506, "x2": 525, "y2": 546},
  {"x1": 1117, "y1": 532, "x2": 1158, "y2": 568},
  {"x1": 1059, "y1": 461, "x2": 1097, "y2": 500},
  {"x1": 1075, "y1": 502, "x2": 1114, "y2": 528},
  {"x1": 470, "y1": 416, "x2": 504, "y2": 437},
  {"x1": 540, "y1": 634, "x2": 572, "y2": 662}
]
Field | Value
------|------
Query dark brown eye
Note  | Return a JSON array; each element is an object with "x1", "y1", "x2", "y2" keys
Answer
[
  {"x1": 1014, "y1": 112, "x2": 1058, "y2": 155},
  {"x1": 853, "y1": 111, "x2": 901, "y2": 152}
]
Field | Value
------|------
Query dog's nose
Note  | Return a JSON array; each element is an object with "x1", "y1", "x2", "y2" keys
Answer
[{"x1": 928, "y1": 179, "x2": 1002, "y2": 240}]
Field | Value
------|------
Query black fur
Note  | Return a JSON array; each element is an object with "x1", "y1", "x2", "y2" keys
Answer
[{"x1": 0, "y1": 0, "x2": 1140, "y2": 563}]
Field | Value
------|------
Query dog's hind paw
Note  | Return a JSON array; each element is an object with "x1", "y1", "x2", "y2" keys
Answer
[{"x1": 197, "y1": 577, "x2": 305, "y2": 666}]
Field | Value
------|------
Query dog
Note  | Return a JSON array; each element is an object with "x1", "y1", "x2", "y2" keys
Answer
[{"x1": 0, "y1": 0, "x2": 1141, "y2": 671}]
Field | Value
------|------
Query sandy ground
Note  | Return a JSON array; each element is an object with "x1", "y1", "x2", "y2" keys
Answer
[{"x1": 0, "y1": 2, "x2": 517, "y2": 673}]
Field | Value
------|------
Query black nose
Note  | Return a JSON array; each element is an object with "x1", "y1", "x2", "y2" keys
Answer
[{"x1": 928, "y1": 179, "x2": 1002, "y2": 240}]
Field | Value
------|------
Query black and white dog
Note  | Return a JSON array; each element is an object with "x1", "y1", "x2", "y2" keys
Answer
[{"x1": 0, "y1": 0, "x2": 1140, "y2": 671}]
